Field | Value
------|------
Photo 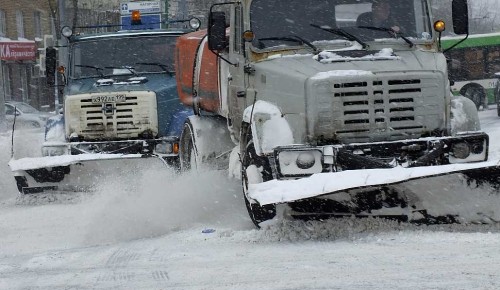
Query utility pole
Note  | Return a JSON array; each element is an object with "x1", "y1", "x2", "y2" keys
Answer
[
  {"x1": 54, "y1": 0, "x2": 68, "y2": 111},
  {"x1": 0, "y1": 59, "x2": 6, "y2": 132}
]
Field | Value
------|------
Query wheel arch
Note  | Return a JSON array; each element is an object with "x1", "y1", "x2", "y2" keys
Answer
[
  {"x1": 179, "y1": 115, "x2": 234, "y2": 169},
  {"x1": 450, "y1": 95, "x2": 481, "y2": 134},
  {"x1": 242, "y1": 100, "x2": 294, "y2": 156},
  {"x1": 459, "y1": 82, "x2": 485, "y2": 96}
]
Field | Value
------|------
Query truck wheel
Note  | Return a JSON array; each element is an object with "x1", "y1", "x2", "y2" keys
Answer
[
  {"x1": 179, "y1": 120, "x2": 198, "y2": 171},
  {"x1": 464, "y1": 86, "x2": 484, "y2": 110},
  {"x1": 241, "y1": 129, "x2": 276, "y2": 228}
]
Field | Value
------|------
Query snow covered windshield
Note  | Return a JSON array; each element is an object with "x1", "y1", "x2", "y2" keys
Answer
[
  {"x1": 250, "y1": 0, "x2": 432, "y2": 50},
  {"x1": 70, "y1": 35, "x2": 176, "y2": 79}
]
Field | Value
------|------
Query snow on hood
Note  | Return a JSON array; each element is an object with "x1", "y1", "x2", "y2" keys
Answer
[
  {"x1": 311, "y1": 70, "x2": 373, "y2": 80},
  {"x1": 314, "y1": 48, "x2": 400, "y2": 63},
  {"x1": 255, "y1": 48, "x2": 436, "y2": 82}
]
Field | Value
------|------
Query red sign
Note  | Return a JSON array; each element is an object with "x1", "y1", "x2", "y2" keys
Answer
[{"x1": 0, "y1": 41, "x2": 36, "y2": 61}]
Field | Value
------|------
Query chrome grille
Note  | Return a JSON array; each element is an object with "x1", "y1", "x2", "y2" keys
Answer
[
  {"x1": 310, "y1": 72, "x2": 445, "y2": 143},
  {"x1": 66, "y1": 92, "x2": 157, "y2": 140}
]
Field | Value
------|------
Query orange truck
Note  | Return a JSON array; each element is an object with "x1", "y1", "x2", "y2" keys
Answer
[{"x1": 175, "y1": 0, "x2": 500, "y2": 227}]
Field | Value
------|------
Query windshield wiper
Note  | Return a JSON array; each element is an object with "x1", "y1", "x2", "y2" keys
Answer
[
  {"x1": 358, "y1": 26, "x2": 414, "y2": 47},
  {"x1": 104, "y1": 66, "x2": 138, "y2": 76},
  {"x1": 258, "y1": 35, "x2": 319, "y2": 53},
  {"x1": 310, "y1": 23, "x2": 368, "y2": 49},
  {"x1": 74, "y1": 65, "x2": 104, "y2": 77},
  {"x1": 135, "y1": 62, "x2": 175, "y2": 75}
]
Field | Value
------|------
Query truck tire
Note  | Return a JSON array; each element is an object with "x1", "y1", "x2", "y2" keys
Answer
[
  {"x1": 179, "y1": 120, "x2": 199, "y2": 171},
  {"x1": 241, "y1": 127, "x2": 276, "y2": 228}
]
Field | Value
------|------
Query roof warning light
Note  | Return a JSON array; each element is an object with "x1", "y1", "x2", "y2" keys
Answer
[{"x1": 131, "y1": 10, "x2": 142, "y2": 25}]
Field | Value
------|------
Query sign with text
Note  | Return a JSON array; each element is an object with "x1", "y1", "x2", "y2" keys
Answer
[
  {"x1": 120, "y1": 1, "x2": 161, "y2": 15},
  {"x1": 0, "y1": 41, "x2": 36, "y2": 61}
]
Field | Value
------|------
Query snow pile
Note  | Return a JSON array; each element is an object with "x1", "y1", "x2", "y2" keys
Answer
[
  {"x1": 228, "y1": 145, "x2": 241, "y2": 179},
  {"x1": 82, "y1": 169, "x2": 248, "y2": 245},
  {"x1": 256, "y1": 217, "x2": 403, "y2": 242}
]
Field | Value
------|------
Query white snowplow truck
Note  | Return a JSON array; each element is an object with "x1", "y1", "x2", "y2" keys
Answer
[
  {"x1": 9, "y1": 16, "x2": 202, "y2": 194},
  {"x1": 175, "y1": 0, "x2": 500, "y2": 227}
]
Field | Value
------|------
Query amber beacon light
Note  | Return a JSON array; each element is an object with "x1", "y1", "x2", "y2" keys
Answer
[
  {"x1": 434, "y1": 20, "x2": 445, "y2": 33},
  {"x1": 131, "y1": 10, "x2": 142, "y2": 25}
]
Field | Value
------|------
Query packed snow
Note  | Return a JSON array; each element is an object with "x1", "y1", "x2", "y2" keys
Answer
[
  {"x1": 313, "y1": 48, "x2": 400, "y2": 63},
  {"x1": 1, "y1": 110, "x2": 500, "y2": 288}
]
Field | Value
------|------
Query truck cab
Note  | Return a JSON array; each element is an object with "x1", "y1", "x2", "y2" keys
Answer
[
  {"x1": 174, "y1": 0, "x2": 500, "y2": 227},
  {"x1": 44, "y1": 18, "x2": 201, "y2": 164}
]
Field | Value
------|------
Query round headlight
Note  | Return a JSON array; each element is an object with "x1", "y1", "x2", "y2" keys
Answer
[
  {"x1": 452, "y1": 142, "x2": 470, "y2": 159},
  {"x1": 296, "y1": 152, "x2": 316, "y2": 169},
  {"x1": 189, "y1": 17, "x2": 201, "y2": 30},
  {"x1": 61, "y1": 26, "x2": 73, "y2": 38}
]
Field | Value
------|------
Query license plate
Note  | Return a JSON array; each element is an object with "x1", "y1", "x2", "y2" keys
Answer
[{"x1": 92, "y1": 95, "x2": 126, "y2": 104}]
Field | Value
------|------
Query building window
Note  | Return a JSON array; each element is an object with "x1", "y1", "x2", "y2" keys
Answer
[
  {"x1": 16, "y1": 10, "x2": 25, "y2": 39},
  {"x1": 34, "y1": 11, "x2": 42, "y2": 39},
  {"x1": 0, "y1": 9, "x2": 7, "y2": 37},
  {"x1": 0, "y1": 10, "x2": 6, "y2": 37}
]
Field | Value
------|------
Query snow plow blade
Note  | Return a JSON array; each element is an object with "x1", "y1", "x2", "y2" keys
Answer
[
  {"x1": 9, "y1": 154, "x2": 169, "y2": 194},
  {"x1": 248, "y1": 160, "x2": 500, "y2": 206}
]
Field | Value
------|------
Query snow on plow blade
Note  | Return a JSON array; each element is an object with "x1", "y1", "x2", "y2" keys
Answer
[
  {"x1": 9, "y1": 154, "x2": 169, "y2": 194},
  {"x1": 248, "y1": 160, "x2": 500, "y2": 206}
]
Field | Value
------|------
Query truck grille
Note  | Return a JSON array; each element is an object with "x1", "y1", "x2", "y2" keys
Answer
[
  {"x1": 310, "y1": 72, "x2": 445, "y2": 143},
  {"x1": 66, "y1": 92, "x2": 158, "y2": 140}
]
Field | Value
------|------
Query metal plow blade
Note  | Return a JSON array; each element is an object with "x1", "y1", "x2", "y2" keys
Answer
[
  {"x1": 249, "y1": 160, "x2": 500, "y2": 224},
  {"x1": 9, "y1": 154, "x2": 170, "y2": 194},
  {"x1": 249, "y1": 160, "x2": 500, "y2": 206}
]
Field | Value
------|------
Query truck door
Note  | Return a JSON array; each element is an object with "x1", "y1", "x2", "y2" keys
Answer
[{"x1": 227, "y1": 4, "x2": 246, "y2": 136}]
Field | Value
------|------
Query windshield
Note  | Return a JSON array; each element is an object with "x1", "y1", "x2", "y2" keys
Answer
[
  {"x1": 250, "y1": 0, "x2": 432, "y2": 50},
  {"x1": 70, "y1": 34, "x2": 176, "y2": 79}
]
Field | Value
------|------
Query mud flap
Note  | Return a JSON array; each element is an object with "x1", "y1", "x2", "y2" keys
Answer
[{"x1": 9, "y1": 154, "x2": 170, "y2": 194}]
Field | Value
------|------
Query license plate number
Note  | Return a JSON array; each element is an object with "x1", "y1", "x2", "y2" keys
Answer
[{"x1": 92, "y1": 95, "x2": 126, "y2": 103}]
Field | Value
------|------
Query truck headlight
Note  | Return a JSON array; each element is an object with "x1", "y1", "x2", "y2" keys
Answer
[
  {"x1": 296, "y1": 152, "x2": 316, "y2": 169},
  {"x1": 451, "y1": 142, "x2": 470, "y2": 159},
  {"x1": 278, "y1": 149, "x2": 323, "y2": 176},
  {"x1": 155, "y1": 142, "x2": 173, "y2": 154}
]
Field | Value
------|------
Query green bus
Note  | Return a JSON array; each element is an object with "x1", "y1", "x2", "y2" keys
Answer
[{"x1": 442, "y1": 32, "x2": 500, "y2": 110}]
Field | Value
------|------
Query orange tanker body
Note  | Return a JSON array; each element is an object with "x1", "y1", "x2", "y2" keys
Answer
[{"x1": 175, "y1": 29, "x2": 221, "y2": 113}]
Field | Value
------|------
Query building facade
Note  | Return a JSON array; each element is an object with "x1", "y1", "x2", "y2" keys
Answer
[
  {"x1": 0, "y1": 0, "x2": 225, "y2": 115},
  {"x1": 0, "y1": 0, "x2": 54, "y2": 111}
]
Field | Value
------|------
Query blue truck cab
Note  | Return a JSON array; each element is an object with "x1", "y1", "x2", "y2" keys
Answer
[{"x1": 43, "y1": 19, "x2": 200, "y2": 166}]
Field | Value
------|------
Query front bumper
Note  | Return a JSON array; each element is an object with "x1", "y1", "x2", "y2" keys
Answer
[
  {"x1": 249, "y1": 132, "x2": 496, "y2": 205},
  {"x1": 42, "y1": 137, "x2": 179, "y2": 157}
]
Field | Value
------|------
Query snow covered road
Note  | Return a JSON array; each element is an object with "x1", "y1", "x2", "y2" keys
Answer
[{"x1": 1, "y1": 109, "x2": 500, "y2": 289}]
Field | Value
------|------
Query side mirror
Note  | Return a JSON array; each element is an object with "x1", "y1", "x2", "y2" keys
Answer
[
  {"x1": 208, "y1": 11, "x2": 227, "y2": 51},
  {"x1": 452, "y1": 0, "x2": 469, "y2": 35},
  {"x1": 46, "y1": 47, "x2": 57, "y2": 86}
]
